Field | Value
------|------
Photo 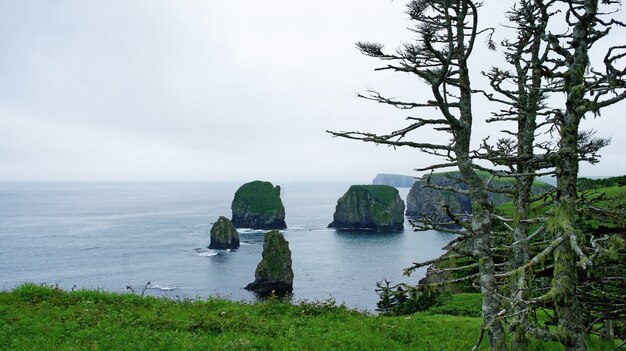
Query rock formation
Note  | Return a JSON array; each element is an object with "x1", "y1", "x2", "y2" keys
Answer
[
  {"x1": 328, "y1": 185, "x2": 405, "y2": 231},
  {"x1": 245, "y1": 230, "x2": 293, "y2": 295},
  {"x1": 372, "y1": 173, "x2": 416, "y2": 188},
  {"x1": 208, "y1": 216, "x2": 240, "y2": 250},
  {"x1": 405, "y1": 175, "x2": 472, "y2": 221},
  {"x1": 405, "y1": 172, "x2": 554, "y2": 220},
  {"x1": 231, "y1": 181, "x2": 287, "y2": 230}
]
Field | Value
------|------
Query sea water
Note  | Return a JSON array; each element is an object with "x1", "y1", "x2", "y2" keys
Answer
[{"x1": 0, "y1": 182, "x2": 454, "y2": 311}]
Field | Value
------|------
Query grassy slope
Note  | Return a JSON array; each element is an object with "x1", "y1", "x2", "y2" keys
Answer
[
  {"x1": 1, "y1": 285, "x2": 620, "y2": 350},
  {"x1": 428, "y1": 170, "x2": 553, "y2": 188},
  {"x1": 1, "y1": 284, "x2": 483, "y2": 351},
  {"x1": 495, "y1": 183, "x2": 625, "y2": 226}
]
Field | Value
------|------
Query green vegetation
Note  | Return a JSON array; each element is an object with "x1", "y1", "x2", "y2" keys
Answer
[
  {"x1": 426, "y1": 293, "x2": 482, "y2": 318},
  {"x1": 349, "y1": 185, "x2": 399, "y2": 205},
  {"x1": 2, "y1": 284, "x2": 486, "y2": 350},
  {"x1": 577, "y1": 175, "x2": 626, "y2": 190},
  {"x1": 232, "y1": 181, "x2": 284, "y2": 217},
  {"x1": 2, "y1": 284, "x2": 620, "y2": 350},
  {"x1": 428, "y1": 170, "x2": 552, "y2": 189},
  {"x1": 494, "y1": 182, "x2": 626, "y2": 230}
]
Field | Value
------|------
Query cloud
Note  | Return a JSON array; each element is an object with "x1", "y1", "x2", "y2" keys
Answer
[{"x1": 0, "y1": 1, "x2": 624, "y2": 181}]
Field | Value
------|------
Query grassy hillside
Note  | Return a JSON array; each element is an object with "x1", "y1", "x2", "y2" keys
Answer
[
  {"x1": 1, "y1": 285, "x2": 620, "y2": 350},
  {"x1": 1, "y1": 284, "x2": 486, "y2": 351},
  {"x1": 425, "y1": 170, "x2": 553, "y2": 188},
  {"x1": 494, "y1": 180, "x2": 625, "y2": 229}
]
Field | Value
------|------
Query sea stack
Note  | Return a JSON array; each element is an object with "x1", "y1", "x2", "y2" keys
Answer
[
  {"x1": 328, "y1": 185, "x2": 405, "y2": 231},
  {"x1": 231, "y1": 181, "x2": 287, "y2": 230},
  {"x1": 208, "y1": 216, "x2": 240, "y2": 250},
  {"x1": 245, "y1": 230, "x2": 293, "y2": 295}
]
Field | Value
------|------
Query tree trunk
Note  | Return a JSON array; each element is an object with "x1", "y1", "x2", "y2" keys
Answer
[
  {"x1": 554, "y1": 131, "x2": 586, "y2": 351},
  {"x1": 457, "y1": 145, "x2": 507, "y2": 351}
]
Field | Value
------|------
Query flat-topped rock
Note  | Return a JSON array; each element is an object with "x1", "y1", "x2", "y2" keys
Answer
[
  {"x1": 231, "y1": 181, "x2": 287, "y2": 230},
  {"x1": 328, "y1": 185, "x2": 405, "y2": 231}
]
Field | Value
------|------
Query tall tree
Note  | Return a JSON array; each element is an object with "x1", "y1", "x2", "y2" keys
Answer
[
  {"x1": 477, "y1": 1, "x2": 554, "y2": 349},
  {"x1": 542, "y1": 1, "x2": 625, "y2": 349},
  {"x1": 488, "y1": 0, "x2": 625, "y2": 349},
  {"x1": 328, "y1": 1, "x2": 506, "y2": 349}
]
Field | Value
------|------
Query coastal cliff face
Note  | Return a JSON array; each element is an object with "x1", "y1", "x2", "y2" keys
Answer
[
  {"x1": 405, "y1": 172, "x2": 554, "y2": 219},
  {"x1": 329, "y1": 185, "x2": 405, "y2": 231},
  {"x1": 372, "y1": 174, "x2": 416, "y2": 188},
  {"x1": 245, "y1": 230, "x2": 293, "y2": 295},
  {"x1": 209, "y1": 216, "x2": 240, "y2": 250},
  {"x1": 231, "y1": 181, "x2": 287, "y2": 230},
  {"x1": 405, "y1": 175, "x2": 472, "y2": 220}
]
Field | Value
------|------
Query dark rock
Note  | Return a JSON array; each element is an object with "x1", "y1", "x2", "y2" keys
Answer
[
  {"x1": 372, "y1": 173, "x2": 416, "y2": 188},
  {"x1": 245, "y1": 230, "x2": 293, "y2": 295},
  {"x1": 328, "y1": 185, "x2": 405, "y2": 231},
  {"x1": 405, "y1": 171, "x2": 554, "y2": 221},
  {"x1": 231, "y1": 181, "x2": 287, "y2": 230},
  {"x1": 405, "y1": 175, "x2": 471, "y2": 221},
  {"x1": 208, "y1": 216, "x2": 239, "y2": 250}
]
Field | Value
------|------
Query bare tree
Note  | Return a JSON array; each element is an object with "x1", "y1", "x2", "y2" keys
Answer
[
  {"x1": 331, "y1": 0, "x2": 625, "y2": 350},
  {"x1": 477, "y1": 1, "x2": 553, "y2": 348},
  {"x1": 539, "y1": 1, "x2": 625, "y2": 349},
  {"x1": 328, "y1": 1, "x2": 506, "y2": 349},
  {"x1": 485, "y1": 1, "x2": 625, "y2": 350}
]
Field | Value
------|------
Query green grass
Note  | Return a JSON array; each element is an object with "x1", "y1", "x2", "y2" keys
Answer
[
  {"x1": 426, "y1": 293, "x2": 483, "y2": 317},
  {"x1": 2, "y1": 285, "x2": 620, "y2": 350},
  {"x1": 1, "y1": 284, "x2": 486, "y2": 351},
  {"x1": 583, "y1": 185, "x2": 626, "y2": 206},
  {"x1": 494, "y1": 183, "x2": 625, "y2": 231}
]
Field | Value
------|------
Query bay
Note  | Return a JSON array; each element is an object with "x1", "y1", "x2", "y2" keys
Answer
[{"x1": 0, "y1": 182, "x2": 453, "y2": 311}]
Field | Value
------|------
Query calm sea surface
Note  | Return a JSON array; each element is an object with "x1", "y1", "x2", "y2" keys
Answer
[{"x1": 0, "y1": 182, "x2": 453, "y2": 311}]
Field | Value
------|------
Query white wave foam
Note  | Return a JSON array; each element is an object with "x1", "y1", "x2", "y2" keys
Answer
[
  {"x1": 237, "y1": 228, "x2": 266, "y2": 233},
  {"x1": 195, "y1": 251, "x2": 218, "y2": 257},
  {"x1": 149, "y1": 284, "x2": 177, "y2": 291}
]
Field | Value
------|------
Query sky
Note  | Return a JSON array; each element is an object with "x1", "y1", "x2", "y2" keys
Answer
[{"x1": 0, "y1": 1, "x2": 624, "y2": 183}]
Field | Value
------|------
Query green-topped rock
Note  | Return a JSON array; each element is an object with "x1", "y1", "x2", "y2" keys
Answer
[
  {"x1": 231, "y1": 181, "x2": 287, "y2": 230},
  {"x1": 209, "y1": 216, "x2": 239, "y2": 250},
  {"x1": 245, "y1": 230, "x2": 293, "y2": 296},
  {"x1": 329, "y1": 185, "x2": 405, "y2": 231}
]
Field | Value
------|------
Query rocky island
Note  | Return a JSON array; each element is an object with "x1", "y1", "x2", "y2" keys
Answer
[
  {"x1": 245, "y1": 230, "x2": 293, "y2": 296},
  {"x1": 231, "y1": 181, "x2": 287, "y2": 230},
  {"x1": 208, "y1": 216, "x2": 239, "y2": 250},
  {"x1": 329, "y1": 185, "x2": 405, "y2": 231}
]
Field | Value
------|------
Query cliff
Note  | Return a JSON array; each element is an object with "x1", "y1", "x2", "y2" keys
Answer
[
  {"x1": 405, "y1": 171, "x2": 554, "y2": 220},
  {"x1": 372, "y1": 174, "x2": 416, "y2": 188},
  {"x1": 329, "y1": 185, "x2": 405, "y2": 231}
]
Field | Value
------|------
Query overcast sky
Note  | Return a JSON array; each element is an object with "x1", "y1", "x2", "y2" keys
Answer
[{"x1": 1, "y1": 1, "x2": 624, "y2": 183}]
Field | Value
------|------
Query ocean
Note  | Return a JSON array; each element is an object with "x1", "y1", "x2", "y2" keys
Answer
[{"x1": 0, "y1": 182, "x2": 454, "y2": 311}]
